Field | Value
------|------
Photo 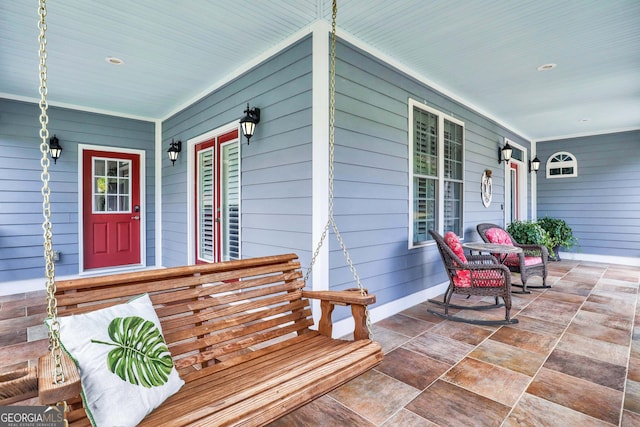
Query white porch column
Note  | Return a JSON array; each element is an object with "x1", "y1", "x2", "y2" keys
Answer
[
  {"x1": 155, "y1": 120, "x2": 163, "y2": 267},
  {"x1": 311, "y1": 22, "x2": 331, "y2": 327}
]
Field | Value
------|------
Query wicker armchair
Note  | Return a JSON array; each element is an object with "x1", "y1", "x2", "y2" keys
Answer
[
  {"x1": 476, "y1": 223, "x2": 549, "y2": 293},
  {"x1": 428, "y1": 230, "x2": 517, "y2": 325}
]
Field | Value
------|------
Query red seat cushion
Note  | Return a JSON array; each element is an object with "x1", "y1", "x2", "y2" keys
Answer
[
  {"x1": 504, "y1": 256, "x2": 543, "y2": 267},
  {"x1": 444, "y1": 231, "x2": 504, "y2": 288}
]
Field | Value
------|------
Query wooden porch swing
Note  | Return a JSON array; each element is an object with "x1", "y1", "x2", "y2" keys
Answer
[{"x1": 34, "y1": 1, "x2": 382, "y2": 425}]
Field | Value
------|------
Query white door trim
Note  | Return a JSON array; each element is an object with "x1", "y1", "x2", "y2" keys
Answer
[
  {"x1": 503, "y1": 138, "x2": 528, "y2": 225},
  {"x1": 78, "y1": 144, "x2": 146, "y2": 275}
]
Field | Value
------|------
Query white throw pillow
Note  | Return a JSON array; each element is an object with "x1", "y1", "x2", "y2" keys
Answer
[{"x1": 56, "y1": 293, "x2": 184, "y2": 427}]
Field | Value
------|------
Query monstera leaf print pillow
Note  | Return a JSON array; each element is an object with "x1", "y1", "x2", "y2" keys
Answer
[{"x1": 57, "y1": 293, "x2": 184, "y2": 427}]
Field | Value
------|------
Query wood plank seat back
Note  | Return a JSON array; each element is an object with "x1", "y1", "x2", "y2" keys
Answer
[
  {"x1": 53, "y1": 254, "x2": 312, "y2": 374},
  {"x1": 39, "y1": 253, "x2": 383, "y2": 426}
]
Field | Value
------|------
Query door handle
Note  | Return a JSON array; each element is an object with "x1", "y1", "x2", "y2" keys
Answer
[{"x1": 131, "y1": 216, "x2": 140, "y2": 220}]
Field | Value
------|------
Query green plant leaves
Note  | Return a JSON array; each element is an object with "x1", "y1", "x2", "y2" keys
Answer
[
  {"x1": 537, "y1": 216, "x2": 577, "y2": 249},
  {"x1": 507, "y1": 217, "x2": 578, "y2": 258},
  {"x1": 507, "y1": 220, "x2": 549, "y2": 246},
  {"x1": 91, "y1": 316, "x2": 174, "y2": 388}
]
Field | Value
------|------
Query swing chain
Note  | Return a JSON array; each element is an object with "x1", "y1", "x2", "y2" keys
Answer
[
  {"x1": 304, "y1": 0, "x2": 373, "y2": 338},
  {"x1": 38, "y1": 0, "x2": 65, "y2": 386}
]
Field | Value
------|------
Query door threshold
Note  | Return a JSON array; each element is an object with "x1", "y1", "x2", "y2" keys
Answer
[{"x1": 80, "y1": 264, "x2": 159, "y2": 277}]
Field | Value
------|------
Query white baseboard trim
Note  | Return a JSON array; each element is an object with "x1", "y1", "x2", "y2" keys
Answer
[
  {"x1": 0, "y1": 276, "x2": 49, "y2": 297},
  {"x1": 330, "y1": 281, "x2": 449, "y2": 339},
  {"x1": 559, "y1": 252, "x2": 640, "y2": 267},
  {"x1": 0, "y1": 267, "x2": 165, "y2": 297}
]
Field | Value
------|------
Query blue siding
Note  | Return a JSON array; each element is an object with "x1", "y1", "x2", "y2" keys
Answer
[
  {"x1": 537, "y1": 130, "x2": 640, "y2": 258},
  {"x1": 0, "y1": 98, "x2": 155, "y2": 283},
  {"x1": 161, "y1": 36, "x2": 313, "y2": 268},
  {"x1": 330, "y1": 39, "x2": 532, "y2": 305},
  {"x1": 2, "y1": 31, "x2": 540, "y2": 310}
]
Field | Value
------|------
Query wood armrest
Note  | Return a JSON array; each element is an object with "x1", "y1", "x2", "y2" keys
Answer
[
  {"x1": 302, "y1": 289, "x2": 376, "y2": 306},
  {"x1": 38, "y1": 351, "x2": 82, "y2": 405},
  {"x1": 302, "y1": 289, "x2": 375, "y2": 341},
  {"x1": 0, "y1": 367, "x2": 38, "y2": 405}
]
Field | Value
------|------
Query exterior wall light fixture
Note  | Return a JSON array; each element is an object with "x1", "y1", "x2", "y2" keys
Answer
[
  {"x1": 167, "y1": 139, "x2": 182, "y2": 166},
  {"x1": 498, "y1": 142, "x2": 513, "y2": 164},
  {"x1": 529, "y1": 156, "x2": 541, "y2": 173},
  {"x1": 239, "y1": 103, "x2": 260, "y2": 144},
  {"x1": 49, "y1": 135, "x2": 62, "y2": 164}
]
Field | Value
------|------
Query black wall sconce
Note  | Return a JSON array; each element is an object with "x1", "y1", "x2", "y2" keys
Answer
[
  {"x1": 49, "y1": 134, "x2": 62, "y2": 164},
  {"x1": 529, "y1": 156, "x2": 541, "y2": 173},
  {"x1": 167, "y1": 139, "x2": 182, "y2": 166},
  {"x1": 498, "y1": 142, "x2": 512, "y2": 164},
  {"x1": 239, "y1": 103, "x2": 260, "y2": 144}
]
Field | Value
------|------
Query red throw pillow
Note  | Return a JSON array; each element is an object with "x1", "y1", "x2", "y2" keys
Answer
[
  {"x1": 444, "y1": 232, "x2": 471, "y2": 287},
  {"x1": 485, "y1": 228, "x2": 514, "y2": 245},
  {"x1": 444, "y1": 231, "x2": 468, "y2": 263}
]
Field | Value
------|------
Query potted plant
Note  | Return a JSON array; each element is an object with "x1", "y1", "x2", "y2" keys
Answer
[
  {"x1": 537, "y1": 216, "x2": 577, "y2": 260},
  {"x1": 506, "y1": 220, "x2": 550, "y2": 249}
]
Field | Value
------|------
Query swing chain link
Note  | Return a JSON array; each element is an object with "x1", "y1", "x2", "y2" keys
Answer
[
  {"x1": 38, "y1": 0, "x2": 65, "y2": 386},
  {"x1": 304, "y1": 0, "x2": 373, "y2": 338}
]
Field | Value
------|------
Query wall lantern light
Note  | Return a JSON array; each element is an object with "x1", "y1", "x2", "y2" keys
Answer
[
  {"x1": 239, "y1": 103, "x2": 260, "y2": 144},
  {"x1": 49, "y1": 135, "x2": 62, "y2": 164},
  {"x1": 529, "y1": 156, "x2": 541, "y2": 173},
  {"x1": 498, "y1": 142, "x2": 513, "y2": 164},
  {"x1": 167, "y1": 139, "x2": 182, "y2": 166}
]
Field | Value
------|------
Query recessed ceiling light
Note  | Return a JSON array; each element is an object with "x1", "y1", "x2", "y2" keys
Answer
[
  {"x1": 105, "y1": 56, "x2": 124, "y2": 65},
  {"x1": 537, "y1": 63, "x2": 557, "y2": 71}
]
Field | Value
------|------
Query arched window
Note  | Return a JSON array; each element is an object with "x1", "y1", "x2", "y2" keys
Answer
[{"x1": 546, "y1": 151, "x2": 577, "y2": 178}]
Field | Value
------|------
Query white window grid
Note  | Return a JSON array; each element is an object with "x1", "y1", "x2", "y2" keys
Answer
[
  {"x1": 409, "y1": 99, "x2": 465, "y2": 248},
  {"x1": 546, "y1": 151, "x2": 578, "y2": 178}
]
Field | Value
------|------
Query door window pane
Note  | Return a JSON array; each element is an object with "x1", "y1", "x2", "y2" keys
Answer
[
  {"x1": 221, "y1": 143, "x2": 240, "y2": 261},
  {"x1": 93, "y1": 158, "x2": 131, "y2": 213},
  {"x1": 198, "y1": 148, "x2": 215, "y2": 263}
]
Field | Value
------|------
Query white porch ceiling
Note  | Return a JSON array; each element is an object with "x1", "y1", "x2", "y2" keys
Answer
[{"x1": 1, "y1": 0, "x2": 639, "y2": 141}]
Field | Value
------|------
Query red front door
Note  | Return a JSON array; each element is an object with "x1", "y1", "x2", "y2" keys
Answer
[{"x1": 83, "y1": 150, "x2": 141, "y2": 269}]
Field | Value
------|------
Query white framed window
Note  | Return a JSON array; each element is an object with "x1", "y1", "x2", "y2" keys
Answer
[
  {"x1": 409, "y1": 99, "x2": 464, "y2": 248},
  {"x1": 546, "y1": 151, "x2": 578, "y2": 178}
]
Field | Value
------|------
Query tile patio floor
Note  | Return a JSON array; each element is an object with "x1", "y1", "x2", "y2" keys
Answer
[
  {"x1": 271, "y1": 260, "x2": 640, "y2": 426},
  {"x1": 1, "y1": 260, "x2": 639, "y2": 426}
]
